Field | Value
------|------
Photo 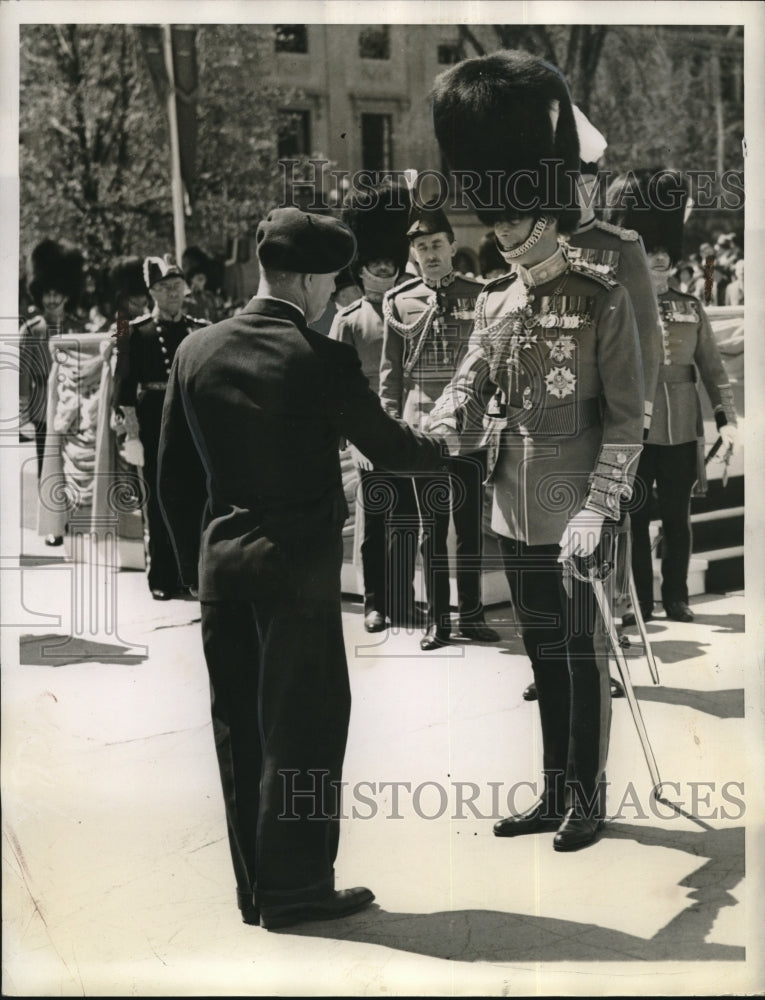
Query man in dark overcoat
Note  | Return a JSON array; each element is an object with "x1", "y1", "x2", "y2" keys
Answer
[{"x1": 157, "y1": 207, "x2": 447, "y2": 929}]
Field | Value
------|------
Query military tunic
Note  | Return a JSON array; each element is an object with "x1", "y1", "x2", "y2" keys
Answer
[
  {"x1": 565, "y1": 218, "x2": 661, "y2": 440},
  {"x1": 630, "y1": 287, "x2": 738, "y2": 613},
  {"x1": 379, "y1": 272, "x2": 490, "y2": 627},
  {"x1": 113, "y1": 308, "x2": 209, "y2": 592},
  {"x1": 330, "y1": 295, "x2": 419, "y2": 620},
  {"x1": 428, "y1": 244, "x2": 644, "y2": 805}
]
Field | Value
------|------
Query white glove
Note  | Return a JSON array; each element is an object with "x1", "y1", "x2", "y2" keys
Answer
[
  {"x1": 558, "y1": 509, "x2": 605, "y2": 560},
  {"x1": 122, "y1": 436, "x2": 144, "y2": 467},
  {"x1": 719, "y1": 423, "x2": 737, "y2": 457}
]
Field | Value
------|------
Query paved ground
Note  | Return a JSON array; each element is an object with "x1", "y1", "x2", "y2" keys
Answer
[{"x1": 2, "y1": 521, "x2": 763, "y2": 996}]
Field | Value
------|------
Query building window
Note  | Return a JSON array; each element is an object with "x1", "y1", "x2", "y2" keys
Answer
[
  {"x1": 361, "y1": 113, "x2": 393, "y2": 172},
  {"x1": 275, "y1": 25, "x2": 308, "y2": 53},
  {"x1": 278, "y1": 110, "x2": 311, "y2": 158},
  {"x1": 359, "y1": 26, "x2": 390, "y2": 60},
  {"x1": 437, "y1": 43, "x2": 462, "y2": 65}
]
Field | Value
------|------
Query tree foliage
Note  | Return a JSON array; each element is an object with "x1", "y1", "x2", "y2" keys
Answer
[{"x1": 20, "y1": 24, "x2": 296, "y2": 270}]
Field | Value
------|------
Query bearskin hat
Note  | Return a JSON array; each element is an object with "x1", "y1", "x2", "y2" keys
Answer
[
  {"x1": 341, "y1": 178, "x2": 412, "y2": 278},
  {"x1": 181, "y1": 245, "x2": 211, "y2": 283},
  {"x1": 108, "y1": 256, "x2": 147, "y2": 300},
  {"x1": 27, "y1": 238, "x2": 85, "y2": 310},
  {"x1": 604, "y1": 168, "x2": 688, "y2": 264},
  {"x1": 431, "y1": 49, "x2": 580, "y2": 232}
]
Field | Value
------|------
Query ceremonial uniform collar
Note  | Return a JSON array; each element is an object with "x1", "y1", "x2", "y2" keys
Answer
[
  {"x1": 422, "y1": 271, "x2": 456, "y2": 290},
  {"x1": 510, "y1": 245, "x2": 569, "y2": 288}
]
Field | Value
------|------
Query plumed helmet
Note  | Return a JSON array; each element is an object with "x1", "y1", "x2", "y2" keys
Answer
[
  {"x1": 604, "y1": 168, "x2": 688, "y2": 264},
  {"x1": 406, "y1": 198, "x2": 455, "y2": 243},
  {"x1": 27, "y1": 238, "x2": 85, "y2": 310},
  {"x1": 431, "y1": 49, "x2": 580, "y2": 232},
  {"x1": 341, "y1": 178, "x2": 412, "y2": 278}
]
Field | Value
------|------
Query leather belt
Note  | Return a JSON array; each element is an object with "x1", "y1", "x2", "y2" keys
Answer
[
  {"x1": 507, "y1": 395, "x2": 601, "y2": 437},
  {"x1": 657, "y1": 364, "x2": 696, "y2": 383},
  {"x1": 139, "y1": 381, "x2": 168, "y2": 391}
]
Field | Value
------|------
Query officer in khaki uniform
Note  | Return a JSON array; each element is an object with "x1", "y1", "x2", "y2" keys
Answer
[
  {"x1": 380, "y1": 202, "x2": 500, "y2": 649},
  {"x1": 605, "y1": 169, "x2": 738, "y2": 623},
  {"x1": 430, "y1": 49, "x2": 644, "y2": 850},
  {"x1": 330, "y1": 178, "x2": 420, "y2": 632}
]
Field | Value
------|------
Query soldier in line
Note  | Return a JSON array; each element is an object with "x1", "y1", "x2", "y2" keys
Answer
[
  {"x1": 330, "y1": 179, "x2": 423, "y2": 632},
  {"x1": 113, "y1": 255, "x2": 209, "y2": 600},
  {"x1": 19, "y1": 239, "x2": 84, "y2": 546},
  {"x1": 380, "y1": 202, "x2": 500, "y2": 650},
  {"x1": 605, "y1": 169, "x2": 738, "y2": 623},
  {"x1": 429, "y1": 49, "x2": 644, "y2": 850}
]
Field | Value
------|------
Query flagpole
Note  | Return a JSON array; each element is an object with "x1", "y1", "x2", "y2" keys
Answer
[{"x1": 162, "y1": 24, "x2": 186, "y2": 264}]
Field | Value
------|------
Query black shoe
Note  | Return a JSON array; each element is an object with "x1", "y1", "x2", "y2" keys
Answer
[
  {"x1": 622, "y1": 607, "x2": 654, "y2": 627},
  {"x1": 522, "y1": 682, "x2": 537, "y2": 702},
  {"x1": 240, "y1": 903, "x2": 260, "y2": 926},
  {"x1": 44, "y1": 534, "x2": 64, "y2": 547},
  {"x1": 453, "y1": 618, "x2": 500, "y2": 643},
  {"x1": 493, "y1": 800, "x2": 563, "y2": 838},
  {"x1": 151, "y1": 588, "x2": 172, "y2": 601},
  {"x1": 364, "y1": 610, "x2": 386, "y2": 633},
  {"x1": 664, "y1": 600, "x2": 694, "y2": 623},
  {"x1": 420, "y1": 625, "x2": 450, "y2": 651},
  {"x1": 259, "y1": 887, "x2": 375, "y2": 931},
  {"x1": 553, "y1": 807, "x2": 605, "y2": 852}
]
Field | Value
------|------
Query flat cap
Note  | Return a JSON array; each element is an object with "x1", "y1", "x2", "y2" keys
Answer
[{"x1": 256, "y1": 207, "x2": 356, "y2": 274}]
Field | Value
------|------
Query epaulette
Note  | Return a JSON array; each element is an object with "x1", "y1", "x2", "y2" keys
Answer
[
  {"x1": 337, "y1": 297, "x2": 363, "y2": 317},
  {"x1": 454, "y1": 272, "x2": 484, "y2": 290},
  {"x1": 569, "y1": 259, "x2": 619, "y2": 289},
  {"x1": 385, "y1": 275, "x2": 424, "y2": 299},
  {"x1": 185, "y1": 314, "x2": 211, "y2": 327},
  {"x1": 593, "y1": 219, "x2": 640, "y2": 242},
  {"x1": 130, "y1": 312, "x2": 153, "y2": 327},
  {"x1": 481, "y1": 270, "x2": 516, "y2": 293}
]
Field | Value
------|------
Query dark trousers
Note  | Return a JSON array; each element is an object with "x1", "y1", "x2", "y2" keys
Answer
[
  {"x1": 200, "y1": 537, "x2": 350, "y2": 909},
  {"x1": 630, "y1": 441, "x2": 698, "y2": 611},
  {"x1": 358, "y1": 469, "x2": 418, "y2": 619},
  {"x1": 497, "y1": 537, "x2": 611, "y2": 808},
  {"x1": 413, "y1": 451, "x2": 488, "y2": 628},
  {"x1": 137, "y1": 391, "x2": 182, "y2": 592}
]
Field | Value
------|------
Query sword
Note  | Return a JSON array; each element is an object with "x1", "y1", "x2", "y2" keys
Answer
[
  {"x1": 564, "y1": 552, "x2": 713, "y2": 829},
  {"x1": 627, "y1": 569, "x2": 661, "y2": 685}
]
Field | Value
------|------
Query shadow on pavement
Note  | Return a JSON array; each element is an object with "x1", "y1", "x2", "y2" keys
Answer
[
  {"x1": 283, "y1": 824, "x2": 744, "y2": 962},
  {"x1": 19, "y1": 633, "x2": 148, "y2": 666},
  {"x1": 633, "y1": 685, "x2": 744, "y2": 719}
]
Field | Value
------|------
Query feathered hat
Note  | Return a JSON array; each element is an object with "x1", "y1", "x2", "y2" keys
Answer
[
  {"x1": 143, "y1": 254, "x2": 185, "y2": 289},
  {"x1": 27, "y1": 238, "x2": 84, "y2": 309},
  {"x1": 341, "y1": 178, "x2": 412, "y2": 278},
  {"x1": 406, "y1": 198, "x2": 455, "y2": 242},
  {"x1": 431, "y1": 49, "x2": 580, "y2": 232},
  {"x1": 604, "y1": 168, "x2": 688, "y2": 264}
]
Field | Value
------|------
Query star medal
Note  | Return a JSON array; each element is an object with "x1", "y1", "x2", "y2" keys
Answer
[
  {"x1": 545, "y1": 366, "x2": 577, "y2": 399},
  {"x1": 546, "y1": 336, "x2": 575, "y2": 365}
]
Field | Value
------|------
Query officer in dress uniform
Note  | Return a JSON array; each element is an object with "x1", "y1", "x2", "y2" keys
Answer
[
  {"x1": 605, "y1": 169, "x2": 738, "y2": 623},
  {"x1": 429, "y1": 49, "x2": 644, "y2": 850},
  {"x1": 523, "y1": 105, "x2": 663, "y2": 701},
  {"x1": 330, "y1": 179, "x2": 422, "y2": 632},
  {"x1": 379, "y1": 201, "x2": 500, "y2": 650},
  {"x1": 20, "y1": 239, "x2": 84, "y2": 487},
  {"x1": 113, "y1": 254, "x2": 209, "y2": 600},
  {"x1": 157, "y1": 207, "x2": 447, "y2": 929}
]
